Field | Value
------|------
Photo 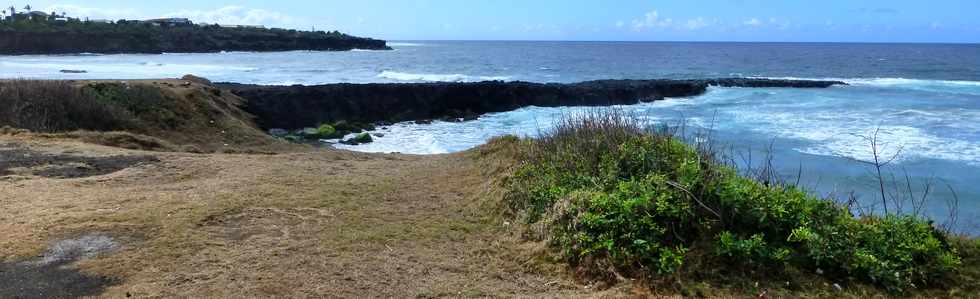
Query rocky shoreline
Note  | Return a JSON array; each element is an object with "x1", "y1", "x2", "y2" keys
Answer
[{"x1": 220, "y1": 78, "x2": 846, "y2": 130}]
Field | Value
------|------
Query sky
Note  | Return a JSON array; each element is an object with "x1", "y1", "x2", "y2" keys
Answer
[{"x1": 7, "y1": 0, "x2": 980, "y2": 43}]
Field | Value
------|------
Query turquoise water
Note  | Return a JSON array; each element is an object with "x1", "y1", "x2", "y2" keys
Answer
[{"x1": 3, "y1": 41, "x2": 979, "y2": 233}]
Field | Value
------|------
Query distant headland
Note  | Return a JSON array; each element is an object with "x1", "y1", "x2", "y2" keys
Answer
[{"x1": 0, "y1": 6, "x2": 390, "y2": 55}]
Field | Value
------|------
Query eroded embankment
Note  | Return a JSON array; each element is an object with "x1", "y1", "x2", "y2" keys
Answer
[
  {"x1": 220, "y1": 78, "x2": 846, "y2": 130},
  {"x1": 0, "y1": 78, "x2": 295, "y2": 153}
]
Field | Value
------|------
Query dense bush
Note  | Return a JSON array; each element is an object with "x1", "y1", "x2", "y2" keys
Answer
[{"x1": 506, "y1": 110, "x2": 961, "y2": 292}]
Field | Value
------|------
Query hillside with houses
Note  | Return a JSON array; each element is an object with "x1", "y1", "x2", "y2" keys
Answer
[{"x1": 0, "y1": 5, "x2": 390, "y2": 54}]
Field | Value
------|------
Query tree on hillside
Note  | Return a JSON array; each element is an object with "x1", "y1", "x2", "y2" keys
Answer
[{"x1": 23, "y1": 5, "x2": 30, "y2": 11}]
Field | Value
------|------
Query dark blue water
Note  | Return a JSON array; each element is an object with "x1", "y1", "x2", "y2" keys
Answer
[
  {"x1": 377, "y1": 41, "x2": 980, "y2": 83},
  {"x1": 3, "y1": 41, "x2": 979, "y2": 234},
  {"x1": 3, "y1": 41, "x2": 978, "y2": 83}
]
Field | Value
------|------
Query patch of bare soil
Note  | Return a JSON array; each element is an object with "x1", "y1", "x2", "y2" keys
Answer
[
  {"x1": 0, "y1": 234, "x2": 120, "y2": 299},
  {"x1": 0, "y1": 142, "x2": 157, "y2": 179},
  {"x1": 0, "y1": 137, "x2": 638, "y2": 298}
]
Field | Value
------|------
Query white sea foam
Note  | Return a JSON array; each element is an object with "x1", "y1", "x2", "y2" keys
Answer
[
  {"x1": 726, "y1": 100, "x2": 980, "y2": 165},
  {"x1": 756, "y1": 76, "x2": 979, "y2": 89},
  {"x1": 791, "y1": 126, "x2": 980, "y2": 165},
  {"x1": 377, "y1": 70, "x2": 512, "y2": 82},
  {"x1": 339, "y1": 86, "x2": 979, "y2": 163},
  {"x1": 752, "y1": 76, "x2": 978, "y2": 86},
  {"x1": 845, "y1": 77, "x2": 980, "y2": 87},
  {"x1": 387, "y1": 42, "x2": 425, "y2": 47},
  {"x1": 0, "y1": 59, "x2": 260, "y2": 80},
  {"x1": 750, "y1": 76, "x2": 980, "y2": 96},
  {"x1": 844, "y1": 78, "x2": 980, "y2": 96},
  {"x1": 333, "y1": 100, "x2": 702, "y2": 155}
]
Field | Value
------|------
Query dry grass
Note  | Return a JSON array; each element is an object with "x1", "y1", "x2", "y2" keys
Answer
[{"x1": 0, "y1": 136, "x2": 646, "y2": 298}]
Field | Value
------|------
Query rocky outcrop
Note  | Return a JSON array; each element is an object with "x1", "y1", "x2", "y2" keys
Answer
[{"x1": 220, "y1": 78, "x2": 845, "y2": 130}]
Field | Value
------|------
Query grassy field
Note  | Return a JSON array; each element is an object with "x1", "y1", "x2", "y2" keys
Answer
[{"x1": 1, "y1": 135, "x2": 644, "y2": 298}]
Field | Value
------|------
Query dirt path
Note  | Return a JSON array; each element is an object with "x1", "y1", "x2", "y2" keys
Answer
[{"x1": 0, "y1": 137, "x2": 634, "y2": 298}]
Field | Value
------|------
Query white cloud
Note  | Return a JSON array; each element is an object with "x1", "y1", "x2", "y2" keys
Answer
[
  {"x1": 744, "y1": 18, "x2": 762, "y2": 27},
  {"x1": 631, "y1": 10, "x2": 672, "y2": 30},
  {"x1": 615, "y1": 20, "x2": 625, "y2": 28},
  {"x1": 163, "y1": 6, "x2": 298, "y2": 27},
  {"x1": 768, "y1": 18, "x2": 791, "y2": 30},
  {"x1": 42, "y1": 5, "x2": 309, "y2": 29},
  {"x1": 630, "y1": 10, "x2": 719, "y2": 31},
  {"x1": 684, "y1": 17, "x2": 716, "y2": 30},
  {"x1": 42, "y1": 4, "x2": 142, "y2": 20}
]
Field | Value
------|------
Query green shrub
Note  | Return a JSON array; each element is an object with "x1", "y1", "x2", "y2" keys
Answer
[{"x1": 506, "y1": 110, "x2": 961, "y2": 292}]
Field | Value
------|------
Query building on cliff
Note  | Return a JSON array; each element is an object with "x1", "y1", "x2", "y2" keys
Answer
[
  {"x1": 218, "y1": 24, "x2": 267, "y2": 29},
  {"x1": 145, "y1": 18, "x2": 192, "y2": 26}
]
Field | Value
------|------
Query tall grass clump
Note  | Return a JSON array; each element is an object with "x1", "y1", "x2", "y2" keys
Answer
[
  {"x1": 0, "y1": 80, "x2": 187, "y2": 133},
  {"x1": 506, "y1": 109, "x2": 961, "y2": 292},
  {"x1": 0, "y1": 80, "x2": 134, "y2": 132}
]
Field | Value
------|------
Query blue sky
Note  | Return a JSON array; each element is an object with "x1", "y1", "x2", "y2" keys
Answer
[{"x1": 10, "y1": 0, "x2": 980, "y2": 43}]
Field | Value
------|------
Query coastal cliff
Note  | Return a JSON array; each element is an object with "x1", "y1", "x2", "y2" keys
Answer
[
  {"x1": 0, "y1": 22, "x2": 389, "y2": 54},
  {"x1": 220, "y1": 78, "x2": 846, "y2": 130}
]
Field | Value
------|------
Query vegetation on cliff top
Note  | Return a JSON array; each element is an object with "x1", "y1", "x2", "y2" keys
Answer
[
  {"x1": 0, "y1": 11, "x2": 389, "y2": 54},
  {"x1": 499, "y1": 110, "x2": 977, "y2": 296}
]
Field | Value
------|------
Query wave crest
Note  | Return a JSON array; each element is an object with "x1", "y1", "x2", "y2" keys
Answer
[{"x1": 377, "y1": 71, "x2": 512, "y2": 82}]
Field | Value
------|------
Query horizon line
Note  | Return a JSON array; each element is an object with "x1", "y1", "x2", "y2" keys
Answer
[{"x1": 387, "y1": 39, "x2": 980, "y2": 45}]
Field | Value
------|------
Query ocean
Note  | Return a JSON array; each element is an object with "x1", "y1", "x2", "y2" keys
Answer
[{"x1": 2, "y1": 41, "x2": 979, "y2": 233}]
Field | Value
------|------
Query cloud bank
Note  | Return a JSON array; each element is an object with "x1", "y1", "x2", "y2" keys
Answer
[
  {"x1": 42, "y1": 4, "x2": 142, "y2": 20},
  {"x1": 40, "y1": 4, "x2": 305, "y2": 28},
  {"x1": 163, "y1": 6, "x2": 299, "y2": 26},
  {"x1": 630, "y1": 10, "x2": 673, "y2": 30}
]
